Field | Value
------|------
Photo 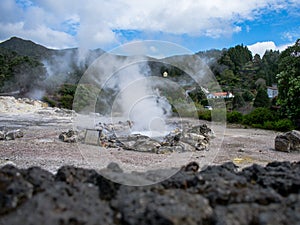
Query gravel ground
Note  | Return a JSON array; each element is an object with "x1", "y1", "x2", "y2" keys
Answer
[
  {"x1": 1, "y1": 112, "x2": 299, "y2": 175},
  {"x1": 0, "y1": 96, "x2": 299, "y2": 176}
]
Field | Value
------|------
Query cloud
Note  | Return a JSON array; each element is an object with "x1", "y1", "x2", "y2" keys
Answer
[
  {"x1": 281, "y1": 28, "x2": 300, "y2": 42},
  {"x1": 0, "y1": 22, "x2": 77, "y2": 49},
  {"x1": 247, "y1": 41, "x2": 293, "y2": 56},
  {"x1": 0, "y1": 0, "x2": 299, "y2": 49}
]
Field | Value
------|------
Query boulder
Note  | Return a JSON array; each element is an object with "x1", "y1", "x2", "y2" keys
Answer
[
  {"x1": 275, "y1": 130, "x2": 300, "y2": 152},
  {"x1": 123, "y1": 135, "x2": 161, "y2": 152},
  {"x1": 59, "y1": 129, "x2": 81, "y2": 143},
  {"x1": 0, "y1": 129, "x2": 24, "y2": 141}
]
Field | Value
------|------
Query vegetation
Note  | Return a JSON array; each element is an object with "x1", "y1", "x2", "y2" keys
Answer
[
  {"x1": 227, "y1": 111, "x2": 243, "y2": 123},
  {"x1": 253, "y1": 88, "x2": 270, "y2": 108},
  {"x1": 0, "y1": 37, "x2": 299, "y2": 131},
  {"x1": 227, "y1": 108, "x2": 294, "y2": 131},
  {"x1": 277, "y1": 39, "x2": 300, "y2": 126},
  {"x1": 0, "y1": 48, "x2": 46, "y2": 94}
]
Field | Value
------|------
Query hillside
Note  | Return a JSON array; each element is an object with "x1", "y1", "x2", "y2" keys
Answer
[
  {"x1": 0, "y1": 37, "x2": 299, "y2": 129},
  {"x1": 0, "y1": 37, "x2": 56, "y2": 60},
  {"x1": 0, "y1": 37, "x2": 105, "y2": 98}
]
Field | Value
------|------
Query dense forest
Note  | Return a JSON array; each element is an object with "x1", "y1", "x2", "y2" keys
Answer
[{"x1": 0, "y1": 37, "x2": 299, "y2": 130}]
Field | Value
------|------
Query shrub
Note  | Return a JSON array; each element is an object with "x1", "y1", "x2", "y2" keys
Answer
[
  {"x1": 227, "y1": 111, "x2": 243, "y2": 123},
  {"x1": 242, "y1": 90, "x2": 254, "y2": 102},
  {"x1": 198, "y1": 110, "x2": 212, "y2": 121},
  {"x1": 42, "y1": 96, "x2": 56, "y2": 107},
  {"x1": 262, "y1": 121, "x2": 275, "y2": 130},
  {"x1": 59, "y1": 94, "x2": 74, "y2": 109},
  {"x1": 274, "y1": 119, "x2": 295, "y2": 132},
  {"x1": 250, "y1": 119, "x2": 295, "y2": 132},
  {"x1": 243, "y1": 107, "x2": 277, "y2": 125},
  {"x1": 212, "y1": 108, "x2": 227, "y2": 122},
  {"x1": 169, "y1": 98, "x2": 203, "y2": 118}
]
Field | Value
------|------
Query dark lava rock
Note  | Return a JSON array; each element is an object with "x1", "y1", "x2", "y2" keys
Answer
[
  {"x1": 0, "y1": 182, "x2": 114, "y2": 225},
  {"x1": 21, "y1": 167, "x2": 54, "y2": 193},
  {"x1": 0, "y1": 165, "x2": 33, "y2": 215},
  {"x1": 1, "y1": 161, "x2": 300, "y2": 225},
  {"x1": 242, "y1": 161, "x2": 300, "y2": 196},
  {"x1": 111, "y1": 187, "x2": 213, "y2": 225},
  {"x1": 55, "y1": 166, "x2": 120, "y2": 200}
]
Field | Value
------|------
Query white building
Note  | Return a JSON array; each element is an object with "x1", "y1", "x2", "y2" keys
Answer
[
  {"x1": 267, "y1": 86, "x2": 278, "y2": 98},
  {"x1": 207, "y1": 92, "x2": 234, "y2": 99}
]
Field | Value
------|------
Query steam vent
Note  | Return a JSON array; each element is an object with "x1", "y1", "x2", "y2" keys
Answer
[{"x1": 77, "y1": 121, "x2": 214, "y2": 154}]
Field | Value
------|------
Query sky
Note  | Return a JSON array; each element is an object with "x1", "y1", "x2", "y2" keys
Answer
[{"x1": 0, "y1": 0, "x2": 299, "y2": 56}]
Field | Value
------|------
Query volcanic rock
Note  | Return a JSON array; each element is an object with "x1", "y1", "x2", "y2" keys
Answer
[
  {"x1": 123, "y1": 135, "x2": 161, "y2": 152},
  {"x1": 0, "y1": 129, "x2": 24, "y2": 141},
  {"x1": 59, "y1": 129, "x2": 82, "y2": 143},
  {"x1": 82, "y1": 122, "x2": 214, "y2": 153},
  {"x1": 0, "y1": 161, "x2": 300, "y2": 224},
  {"x1": 275, "y1": 130, "x2": 300, "y2": 152}
]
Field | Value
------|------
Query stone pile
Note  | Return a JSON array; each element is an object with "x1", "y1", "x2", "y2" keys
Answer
[
  {"x1": 0, "y1": 161, "x2": 299, "y2": 225},
  {"x1": 0, "y1": 129, "x2": 24, "y2": 141},
  {"x1": 78, "y1": 121, "x2": 214, "y2": 153}
]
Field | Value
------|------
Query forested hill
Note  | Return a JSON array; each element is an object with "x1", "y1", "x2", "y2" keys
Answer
[
  {"x1": 196, "y1": 45, "x2": 280, "y2": 92},
  {"x1": 0, "y1": 37, "x2": 56, "y2": 60},
  {"x1": 0, "y1": 37, "x2": 105, "y2": 97},
  {"x1": 0, "y1": 37, "x2": 281, "y2": 98}
]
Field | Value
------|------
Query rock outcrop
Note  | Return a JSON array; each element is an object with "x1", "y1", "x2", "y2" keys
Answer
[
  {"x1": 0, "y1": 161, "x2": 300, "y2": 225},
  {"x1": 275, "y1": 130, "x2": 300, "y2": 152}
]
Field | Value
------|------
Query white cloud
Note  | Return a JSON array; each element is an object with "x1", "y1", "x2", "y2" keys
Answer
[
  {"x1": 0, "y1": 0, "x2": 299, "y2": 49},
  {"x1": 0, "y1": 22, "x2": 77, "y2": 49},
  {"x1": 247, "y1": 41, "x2": 293, "y2": 56}
]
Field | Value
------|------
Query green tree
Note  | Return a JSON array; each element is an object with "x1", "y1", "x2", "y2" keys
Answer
[
  {"x1": 232, "y1": 93, "x2": 245, "y2": 109},
  {"x1": 242, "y1": 90, "x2": 254, "y2": 102},
  {"x1": 258, "y1": 50, "x2": 280, "y2": 86},
  {"x1": 219, "y1": 44, "x2": 252, "y2": 74},
  {"x1": 220, "y1": 69, "x2": 240, "y2": 87},
  {"x1": 276, "y1": 39, "x2": 300, "y2": 123},
  {"x1": 253, "y1": 88, "x2": 270, "y2": 108},
  {"x1": 186, "y1": 87, "x2": 206, "y2": 104}
]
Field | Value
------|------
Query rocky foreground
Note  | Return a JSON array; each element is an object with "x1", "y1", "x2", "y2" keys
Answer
[{"x1": 0, "y1": 161, "x2": 300, "y2": 225}]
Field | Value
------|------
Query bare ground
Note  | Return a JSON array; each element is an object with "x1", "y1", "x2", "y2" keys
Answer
[{"x1": 1, "y1": 111, "x2": 299, "y2": 174}]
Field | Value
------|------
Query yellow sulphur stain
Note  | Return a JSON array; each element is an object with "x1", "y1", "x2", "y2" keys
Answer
[{"x1": 232, "y1": 156, "x2": 255, "y2": 164}]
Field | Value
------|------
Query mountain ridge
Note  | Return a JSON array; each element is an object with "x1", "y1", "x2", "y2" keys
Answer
[{"x1": 0, "y1": 36, "x2": 106, "y2": 60}]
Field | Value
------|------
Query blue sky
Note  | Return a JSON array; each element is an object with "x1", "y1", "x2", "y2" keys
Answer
[{"x1": 0, "y1": 0, "x2": 299, "y2": 56}]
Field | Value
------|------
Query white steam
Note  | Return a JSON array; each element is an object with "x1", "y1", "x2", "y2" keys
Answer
[{"x1": 111, "y1": 62, "x2": 172, "y2": 135}]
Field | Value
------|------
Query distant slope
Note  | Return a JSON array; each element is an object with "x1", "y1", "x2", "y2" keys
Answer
[
  {"x1": 0, "y1": 36, "x2": 226, "y2": 101},
  {"x1": 0, "y1": 37, "x2": 56, "y2": 60},
  {"x1": 0, "y1": 37, "x2": 106, "y2": 98},
  {"x1": 0, "y1": 36, "x2": 106, "y2": 61}
]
